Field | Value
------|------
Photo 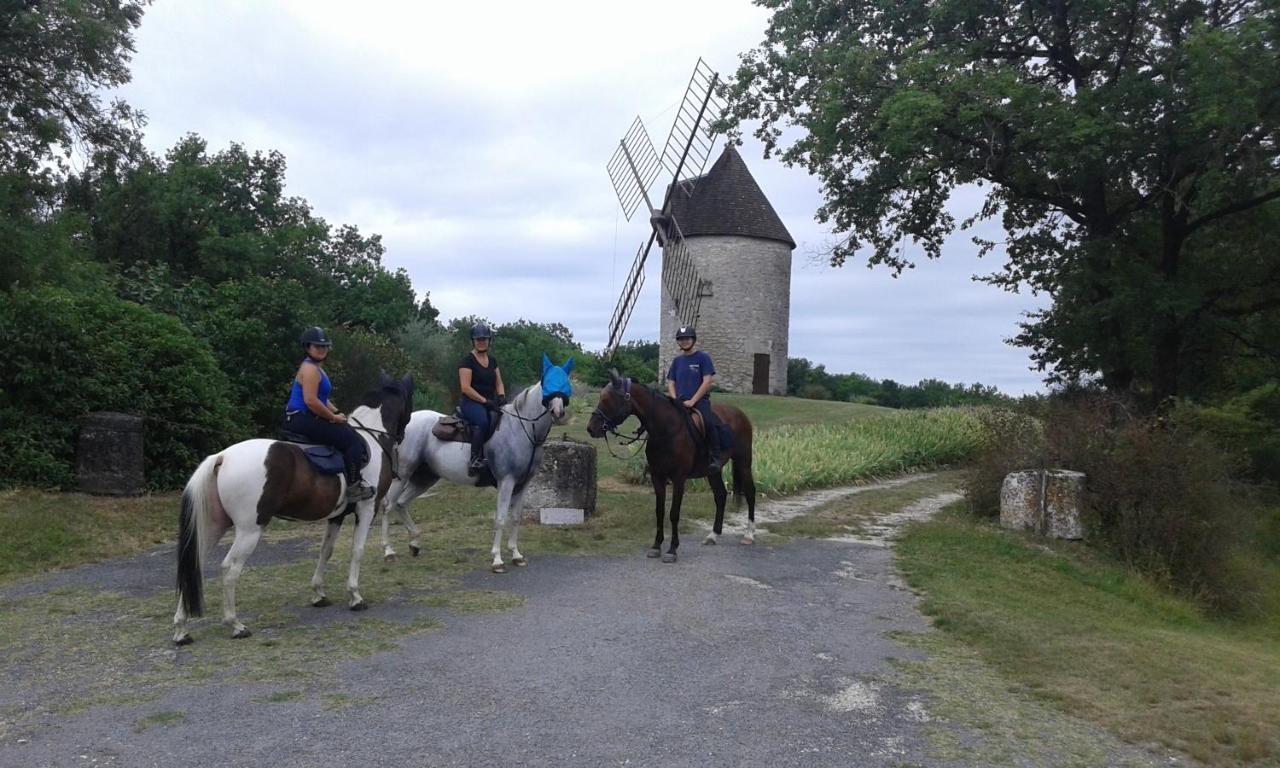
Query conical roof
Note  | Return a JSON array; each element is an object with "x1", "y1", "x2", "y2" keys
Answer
[{"x1": 666, "y1": 145, "x2": 795, "y2": 249}]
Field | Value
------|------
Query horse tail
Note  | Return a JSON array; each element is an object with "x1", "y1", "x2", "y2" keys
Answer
[{"x1": 177, "y1": 453, "x2": 222, "y2": 618}]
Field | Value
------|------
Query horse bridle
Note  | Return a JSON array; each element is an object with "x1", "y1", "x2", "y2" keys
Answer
[{"x1": 592, "y1": 379, "x2": 648, "y2": 460}]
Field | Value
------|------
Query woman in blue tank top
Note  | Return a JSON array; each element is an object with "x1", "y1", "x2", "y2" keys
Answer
[{"x1": 281, "y1": 327, "x2": 374, "y2": 500}]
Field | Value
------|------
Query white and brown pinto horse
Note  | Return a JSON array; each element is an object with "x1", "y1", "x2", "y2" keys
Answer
[{"x1": 172, "y1": 374, "x2": 414, "y2": 644}]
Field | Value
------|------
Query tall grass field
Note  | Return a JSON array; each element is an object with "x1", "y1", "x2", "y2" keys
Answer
[{"x1": 751, "y1": 408, "x2": 984, "y2": 494}]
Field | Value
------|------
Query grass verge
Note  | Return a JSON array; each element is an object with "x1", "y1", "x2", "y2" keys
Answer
[{"x1": 896, "y1": 501, "x2": 1280, "y2": 767}]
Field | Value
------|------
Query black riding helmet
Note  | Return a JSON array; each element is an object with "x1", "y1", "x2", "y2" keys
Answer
[
  {"x1": 300, "y1": 326, "x2": 332, "y2": 348},
  {"x1": 675, "y1": 325, "x2": 696, "y2": 341},
  {"x1": 470, "y1": 323, "x2": 493, "y2": 341}
]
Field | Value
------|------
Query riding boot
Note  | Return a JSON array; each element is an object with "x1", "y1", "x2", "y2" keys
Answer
[
  {"x1": 706, "y1": 429, "x2": 723, "y2": 473},
  {"x1": 467, "y1": 429, "x2": 486, "y2": 476},
  {"x1": 346, "y1": 467, "x2": 375, "y2": 502}
]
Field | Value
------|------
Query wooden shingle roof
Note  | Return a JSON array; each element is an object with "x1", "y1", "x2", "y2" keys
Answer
[{"x1": 666, "y1": 145, "x2": 795, "y2": 249}]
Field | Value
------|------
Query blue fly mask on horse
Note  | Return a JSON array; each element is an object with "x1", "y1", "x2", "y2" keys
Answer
[{"x1": 540, "y1": 353, "x2": 573, "y2": 409}]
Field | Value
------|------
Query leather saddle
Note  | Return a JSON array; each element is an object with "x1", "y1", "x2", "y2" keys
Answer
[
  {"x1": 431, "y1": 408, "x2": 503, "y2": 444},
  {"x1": 278, "y1": 430, "x2": 349, "y2": 476}
]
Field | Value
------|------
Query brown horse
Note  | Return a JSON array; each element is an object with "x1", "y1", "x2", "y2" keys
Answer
[{"x1": 586, "y1": 370, "x2": 756, "y2": 561}]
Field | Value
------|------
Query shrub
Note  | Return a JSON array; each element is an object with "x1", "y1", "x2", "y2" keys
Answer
[{"x1": 0, "y1": 288, "x2": 247, "y2": 489}]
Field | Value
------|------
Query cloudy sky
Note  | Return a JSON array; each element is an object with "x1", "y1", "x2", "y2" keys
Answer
[{"x1": 115, "y1": 0, "x2": 1051, "y2": 394}]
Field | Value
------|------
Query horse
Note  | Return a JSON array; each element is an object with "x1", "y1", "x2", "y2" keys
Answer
[
  {"x1": 379, "y1": 354, "x2": 573, "y2": 573},
  {"x1": 586, "y1": 369, "x2": 756, "y2": 561},
  {"x1": 172, "y1": 374, "x2": 414, "y2": 645}
]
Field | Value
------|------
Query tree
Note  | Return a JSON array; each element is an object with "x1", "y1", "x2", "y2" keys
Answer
[
  {"x1": 724, "y1": 0, "x2": 1280, "y2": 401},
  {"x1": 0, "y1": 0, "x2": 148, "y2": 186}
]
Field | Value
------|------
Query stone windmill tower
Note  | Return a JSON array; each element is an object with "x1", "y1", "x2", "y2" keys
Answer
[
  {"x1": 658, "y1": 145, "x2": 795, "y2": 394},
  {"x1": 603, "y1": 60, "x2": 795, "y2": 395}
]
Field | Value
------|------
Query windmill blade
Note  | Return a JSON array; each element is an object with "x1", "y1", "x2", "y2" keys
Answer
[
  {"x1": 660, "y1": 216, "x2": 704, "y2": 330},
  {"x1": 605, "y1": 233, "x2": 656, "y2": 359},
  {"x1": 606, "y1": 117, "x2": 663, "y2": 221},
  {"x1": 660, "y1": 59, "x2": 726, "y2": 197}
]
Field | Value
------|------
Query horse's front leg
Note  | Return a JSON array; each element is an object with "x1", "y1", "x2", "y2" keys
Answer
[
  {"x1": 346, "y1": 501, "x2": 376, "y2": 610},
  {"x1": 508, "y1": 489, "x2": 527, "y2": 567},
  {"x1": 311, "y1": 518, "x2": 341, "y2": 607},
  {"x1": 491, "y1": 479, "x2": 516, "y2": 573},
  {"x1": 705, "y1": 471, "x2": 729, "y2": 545},
  {"x1": 221, "y1": 526, "x2": 262, "y2": 638},
  {"x1": 379, "y1": 487, "x2": 398, "y2": 561},
  {"x1": 665, "y1": 480, "x2": 685, "y2": 563},
  {"x1": 649, "y1": 475, "x2": 667, "y2": 558}
]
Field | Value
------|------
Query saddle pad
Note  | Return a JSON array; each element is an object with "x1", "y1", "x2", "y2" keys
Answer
[
  {"x1": 432, "y1": 415, "x2": 470, "y2": 443},
  {"x1": 299, "y1": 445, "x2": 346, "y2": 475}
]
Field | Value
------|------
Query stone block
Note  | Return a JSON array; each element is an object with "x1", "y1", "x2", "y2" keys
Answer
[
  {"x1": 999, "y1": 468, "x2": 1086, "y2": 540},
  {"x1": 539, "y1": 507, "x2": 585, "y2": 526},
  {"x1": 523, "y1": 440, "x2": 597, "y2": 521},
  {"x1": 999, "y1": 469, "x2": 1043, "y2": 532},
  {"x1": 76, "y1": 412, "x2": 145, "y2": 496}
]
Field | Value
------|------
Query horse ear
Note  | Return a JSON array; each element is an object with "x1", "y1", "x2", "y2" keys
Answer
[
  {"x1": 608, "y1": 368, "x2": 622, "y2": 388},
  {"x1": 401, "y1": 373, "x2": 414, "y2": 396},
  {"x1": 542, "y1": 352, "x2": 552, "y2": 375},
  {"x1": 563, "y1": 356, "x2": 574, "y2": 375},
  {"x1": 378, "y1": 370, "x2": 393, "y2": 388}
]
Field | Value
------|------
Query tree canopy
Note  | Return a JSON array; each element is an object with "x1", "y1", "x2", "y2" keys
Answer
[{"x1": 724, "y1": 0, "x2": 1280, "y2": 401}]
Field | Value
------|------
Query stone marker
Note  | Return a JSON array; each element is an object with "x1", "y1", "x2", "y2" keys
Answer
[
  {"x1": 999, "y1": 468, "x2": 1085, "y2": 540},
  {"x1": 522, "y1": 439, "x2": 597, "y2": 523},
  {"x1": 76, "y1": 412, "x2": 145, "y2": 496},
  {"x1": 539, "y1": 507, "x2": 586, "y2": 526}
]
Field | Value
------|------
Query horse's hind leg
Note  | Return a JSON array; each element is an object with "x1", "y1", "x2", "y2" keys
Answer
[
  {"x1": 704, "y1": 472, "x2": 729, "y2": 545},
  {"x1": 740, "y1": 456, "x2": 757, "y2": 545},
  {"x1": 173, "y1": 519, "x2": 229, "y2": 645},
  {"x1": 311, "y1": 519, "x2": 342, "y2": 607},
  {"x1": 221, "y1": 525, "x2": 263, "y2": 639}
]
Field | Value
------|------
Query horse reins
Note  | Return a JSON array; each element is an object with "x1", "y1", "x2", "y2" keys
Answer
[{"x1": 349, "y1": 415, "x2": 401, "y2": 480}]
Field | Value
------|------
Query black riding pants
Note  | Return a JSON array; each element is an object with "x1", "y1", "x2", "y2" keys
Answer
[
  {"x1": 693, "y1": 399, "x2": 722, "y2": 454},
  {"x1": 284, "y1": 411, "x2": 368, "y2": 480}
]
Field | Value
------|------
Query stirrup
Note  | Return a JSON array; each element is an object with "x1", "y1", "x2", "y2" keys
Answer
[{"x1": 346, "y1": 480, "x2": 375, "y2": 501}]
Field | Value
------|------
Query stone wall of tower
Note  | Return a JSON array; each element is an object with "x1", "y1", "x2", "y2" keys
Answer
[{"x1": 659, "y1": 235, "x2": 791, "y2": 396}]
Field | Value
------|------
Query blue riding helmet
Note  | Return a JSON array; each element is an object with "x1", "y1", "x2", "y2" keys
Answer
[{"x1": 541, "y1": 353, "x2": 574, "y2": 404}]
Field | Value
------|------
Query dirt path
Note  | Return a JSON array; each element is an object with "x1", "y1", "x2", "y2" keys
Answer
[{"x1": 0, "y1": 475, "x2": 1172, "y2": 768}]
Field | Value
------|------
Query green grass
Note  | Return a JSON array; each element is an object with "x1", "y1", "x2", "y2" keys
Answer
[
  {"x1": 897, "y1": 502, "x2": 1280, "y2": 767},
  {"x1": 132, "y1": 710, "x2": 187, "y2": 733},
  {"x1": 0, "y1": 490, "x2": 177, "y2": 584}
]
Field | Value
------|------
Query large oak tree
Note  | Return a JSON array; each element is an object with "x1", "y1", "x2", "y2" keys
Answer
[{"x1": 724, "y1": 0, "x2": 1280, "y2": 400}]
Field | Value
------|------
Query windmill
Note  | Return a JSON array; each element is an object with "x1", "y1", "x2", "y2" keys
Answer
[{"x1": 603, "y1": 58, "x2": 726, "y2": 360}]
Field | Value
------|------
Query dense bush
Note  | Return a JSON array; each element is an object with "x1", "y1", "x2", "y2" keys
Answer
[
  {"x1": 0, "y1": 288, "x2": 247, "y2": 489},
  {"x1": 966, "y1": 391, "x2": 1263, "y2": 614}
]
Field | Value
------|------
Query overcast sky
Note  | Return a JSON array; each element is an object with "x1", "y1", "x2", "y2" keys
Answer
[{"x1": 114, "y1": 0, "x2": 1052, "y2": 394}]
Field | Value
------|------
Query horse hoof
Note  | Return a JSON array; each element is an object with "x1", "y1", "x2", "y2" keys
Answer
[
  {"x1": 410, "y1": 544, "x2": 421, "y2": 557},
  {"x1": 384, "y1": 553, "x2": 398, "y2": 563},
  {"x1": 661, "y1": 552, "x2": 678, "y2": 563},
  {"x1": 512, "y1": 557, "x2": 528, "y2": 567},
  {"x1": 174, "y1": 633, "x2": 193, "y2": 646},
  {"x1": 646, "y1": 548, "x2": 661, "y2": 559},
  {"x1": 350, "y1": 600, "x2": 369, "y2": 612},
  {"x1": 231, "y1": 627, "x2": 252, "y2": 639},
  {"x1": 492, "y1": 564, "x2": 507, "y2": 574},
  {"x1": 741, "y1": 537, "x2": 755, "y2": 546},
  {"x1": 703, "y1": 534, "x2": 718, "y2": 545},
  {"x1": 311, "y1": 596, "x2": 332, "y2": 608}
]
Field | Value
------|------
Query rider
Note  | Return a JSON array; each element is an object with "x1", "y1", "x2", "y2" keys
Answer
[
  {"x1": 666, "y1": 325, "x2": 723, "y2": 472},
  {"x1": 282, "y1": 327, "x2": 375, "y2": 501},
  {"x1": 458, "y1": 323, "x2": 506, "y2": 475}
]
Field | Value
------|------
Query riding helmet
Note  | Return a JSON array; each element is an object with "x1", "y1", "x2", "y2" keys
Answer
[
  {"x1": 675, "y1": 325, "x2": 697, "y2": 341},
  {"x1": 299, "y1": 326, "x2": 332, "y2": 348},
  {"x1": 470, "y1": 323, "x2": 493, "y2": 341}
]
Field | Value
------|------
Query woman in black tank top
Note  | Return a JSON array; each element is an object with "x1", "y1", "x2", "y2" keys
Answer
[{"x1": 458, "y1": 323, "x2": 506, "y2": 474}]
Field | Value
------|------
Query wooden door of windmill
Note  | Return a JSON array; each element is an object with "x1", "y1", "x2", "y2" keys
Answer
[{"x1": 752, "y1": 354, "x2": 770, "y2": 394}]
